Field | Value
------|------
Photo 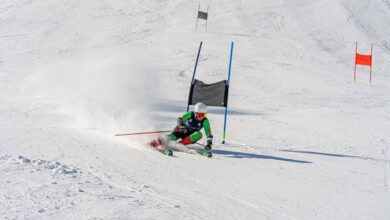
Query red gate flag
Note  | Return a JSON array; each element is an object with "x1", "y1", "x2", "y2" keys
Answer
[
  {"x1": 354, "y1": 42, "x2": 373, "y2": 84},
  {"x1": 355, "y1": 53, "x2": 372, "y2": 66}
]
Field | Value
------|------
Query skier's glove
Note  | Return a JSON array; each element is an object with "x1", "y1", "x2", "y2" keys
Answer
[
  {"x1": 177, "y1": 117, "x2": 184, "y2": 126},
  {"x1": 205, "y1": 135, "x2": 213, "y2": 150},
  {"x1": 178, "y1": 125, "x2": 187, "y2": 133}
]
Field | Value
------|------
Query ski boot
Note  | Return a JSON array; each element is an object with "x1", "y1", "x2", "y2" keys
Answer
[{"x1": 148, "y1": 136, "x2": 172, "y2": 156}]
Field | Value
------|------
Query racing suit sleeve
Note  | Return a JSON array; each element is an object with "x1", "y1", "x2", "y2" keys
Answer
[
  {"x1": 202, "y1": 118, "x2": 212, "y2": 137},
  {"x1": 180, "y1": 111, "x2": 193, "y2": 122}
]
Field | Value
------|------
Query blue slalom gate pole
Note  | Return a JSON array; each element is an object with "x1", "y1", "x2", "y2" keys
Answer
[
  {"x1": 187, "y1": 41, "x2": 203, "y2": 112},
  {"x1": 222, "y1": 42, "x2": 234, "y2": 144}
]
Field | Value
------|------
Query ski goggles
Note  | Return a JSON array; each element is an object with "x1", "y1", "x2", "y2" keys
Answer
[{"x1": 196, "y1": 112, "x2": 207, "y2": 118}]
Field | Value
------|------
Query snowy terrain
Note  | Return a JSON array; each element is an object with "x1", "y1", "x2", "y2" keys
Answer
[{"x1": 1, "y1": 0, "x2": 390, "y2": 219}]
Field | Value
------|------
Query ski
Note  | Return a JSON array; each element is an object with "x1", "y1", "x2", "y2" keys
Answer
[
  {"x1": 147, "y1": 137, "x2": 212, "y2": 157},
  {"x1": 157, "y1": 147, "x2": 173, "y2": 156},
  {"x1": 146, "y1": 143, "x2": 172, "y2": 156},
  {"x1": 147, "y1": 137, "x2": 173, "y2": 156},
  {"x1": 153, "y1": 146, "x2": 173, "y2": 156},
  {"x1": 185, "y1": 143, "x2": 213, "y2": 157},
  {"x1": 185, "y1": 148, "x2": 212, "y2": 157},
  {"x1": 168, "y1": 142, "x2": 212, "y2": 158},
  {"x1": 193, "y1": 149, "x2": 213, "y2": 158}
]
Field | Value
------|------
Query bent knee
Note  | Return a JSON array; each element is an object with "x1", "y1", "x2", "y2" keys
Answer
[{"x1": 190, "y1": 131, "x2": 202, "y2": 142}]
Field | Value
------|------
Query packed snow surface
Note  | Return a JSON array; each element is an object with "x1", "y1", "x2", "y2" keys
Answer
[{"x1": 1, "y1": 0, "x2": 390, "y2": 219}]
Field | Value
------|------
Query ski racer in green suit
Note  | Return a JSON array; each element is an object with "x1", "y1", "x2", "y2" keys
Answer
[
  {"x1": 171, "y1": 102, "x2": 213, "y2": 150},
  {"x1": 149, "y1": 102, "x2": 213, "y2": 150}
]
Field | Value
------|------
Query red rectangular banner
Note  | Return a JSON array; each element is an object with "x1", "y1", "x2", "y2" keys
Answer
[{"x1": 355, "y1": 53, "x2": 372, "y2": 66}]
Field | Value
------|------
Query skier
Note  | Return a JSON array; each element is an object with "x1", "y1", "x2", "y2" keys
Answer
[{"x1": 148, "y1": 102, "x2": 213, "y2": 150}]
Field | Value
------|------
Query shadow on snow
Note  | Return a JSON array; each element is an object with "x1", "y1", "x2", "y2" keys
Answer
[
  {"x1": 282, "y1": 149, "x2": 390, "y2": 163},
  {"x1": 211, "y1": 149, "x2": 312, "y2": 164}
]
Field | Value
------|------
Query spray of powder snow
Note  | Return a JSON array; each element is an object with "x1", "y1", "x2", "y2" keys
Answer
[{"x1": 24, "y1": 45, "x2": 165, "y2": 143}]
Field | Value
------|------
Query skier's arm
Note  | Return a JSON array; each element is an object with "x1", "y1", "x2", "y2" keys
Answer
[
  {"x1": 203, "y1": 118, "x2": 212, "y2": 137},
  {"x1": 203, "y1": 119, "x2": 213, "y2": 149},
  {"x1": 176, "y1": 112, "x2": 193, "y2": 133},
  {"x1": 177, "y1": 111, "x2": 192, "y2": 125},
  {"x1": 182, "y1": 111, "x2": 192, "y2": 121}
]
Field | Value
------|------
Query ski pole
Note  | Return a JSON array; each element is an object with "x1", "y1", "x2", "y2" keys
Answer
[
  {"x1": 195, "y1": 142, "x2": 207, "y2": 147},
  {"x1": 115, "y1": 130, "x2": 173, "y2": 136}
]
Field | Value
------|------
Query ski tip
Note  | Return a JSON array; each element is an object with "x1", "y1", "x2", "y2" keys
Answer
[
  {"x1": 203, "y1": 152, "x2": 213, "y2": 158},
  {"x1": 164, "y1": 150, "x2": 173, "y2": 156}
]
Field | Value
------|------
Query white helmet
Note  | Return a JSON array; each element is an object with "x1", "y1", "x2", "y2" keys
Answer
[{"x1": 194, "y1": 102, "x2": 207, "y2": 113}]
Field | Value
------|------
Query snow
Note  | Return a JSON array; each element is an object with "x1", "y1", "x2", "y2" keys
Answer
[{"x1": 1, "y1": 0, "x2": 390, "y2": 219}]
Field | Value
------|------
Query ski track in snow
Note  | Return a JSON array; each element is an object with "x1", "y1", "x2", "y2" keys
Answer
[{"x1": 0, "y1": 155, "x2": 178, "y2": 219}]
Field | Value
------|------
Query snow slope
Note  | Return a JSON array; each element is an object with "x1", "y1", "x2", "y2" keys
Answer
[{"x1": 1, "y1": 0, "x2": 390, "y2": 219}]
